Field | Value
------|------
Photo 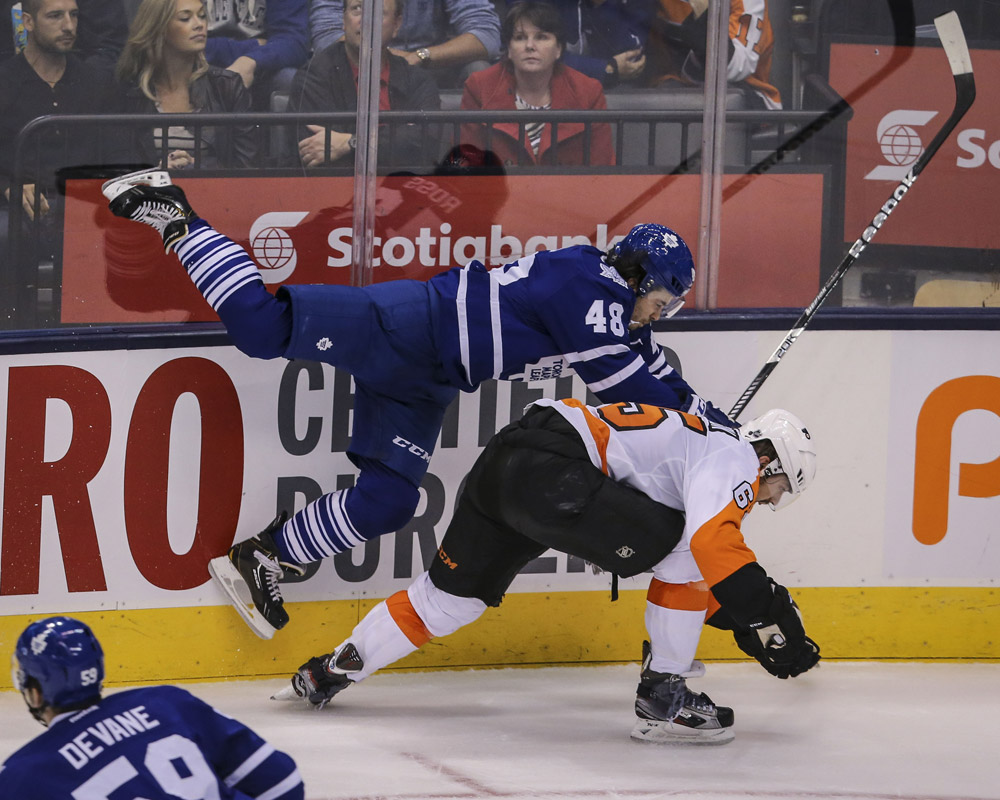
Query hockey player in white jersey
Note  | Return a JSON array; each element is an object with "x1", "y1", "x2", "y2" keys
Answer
[
  {"x1": 274, "y1": 400, "x2": 820, "y2": 744},
  {"x1": 1, "y1": 616, "x2": 304, "y2": 799},
  {"x1": 103, "y1": 168, "x2": 737, "y2": 641}
]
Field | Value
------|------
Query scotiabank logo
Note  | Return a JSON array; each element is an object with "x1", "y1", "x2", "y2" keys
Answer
[
  {"x1": 864, "y1": 109, "x2": 938, "y2": 181},
  {"x1": 956, "y1": 129, "x2": 1000, "y2": 169},
  {"x1": 249, "y1": 212, "x2": 309, "y2": 283},
  {"x1": 912, "y1": 376, "x2": 1000, "y2": 545}
]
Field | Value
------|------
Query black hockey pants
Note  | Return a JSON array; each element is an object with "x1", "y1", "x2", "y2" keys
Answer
[{"x1": 428, "y1": 405, "x2": 685, "y2": 606}]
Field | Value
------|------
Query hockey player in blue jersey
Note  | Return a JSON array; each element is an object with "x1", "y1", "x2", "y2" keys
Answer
[
  {"x1": 2, "y1": 616, "x2": 304, "y2": 800},
  {"x1": 103, "y1": 167, "x2": 737, "y2": 640}
]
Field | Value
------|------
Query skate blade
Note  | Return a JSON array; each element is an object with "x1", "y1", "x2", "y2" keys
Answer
[
  {"x1": 630, "y1": 718, "x2": 734, "y2": 746},
  {"x1": 101, "y1": 168, "x2": 173, "y2": 201},
  {"x1": 207, "y1": 556, "x2": 277, "y2": 641},
  {"x1": 270, "y1": 684, "x2": 301, "y2": 702}
]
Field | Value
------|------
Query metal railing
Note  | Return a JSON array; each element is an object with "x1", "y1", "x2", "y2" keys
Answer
[{"x1": 3, "y1": 104, "x2": 849, "y2": 331}]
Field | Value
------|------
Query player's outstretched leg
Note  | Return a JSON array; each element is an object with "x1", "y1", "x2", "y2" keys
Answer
[
  {"x1": 273, "y1": 572, "x2": 486, "y2": 706},
  {"x1": 102, "y1": 168, "x2": 197, "y2": 253},
  {"x1": 630, "y1": 641, "x2": 734, "y2": 745},
  {"x1": 208, "y1": 513, "x2": 306, "y2": 640}
]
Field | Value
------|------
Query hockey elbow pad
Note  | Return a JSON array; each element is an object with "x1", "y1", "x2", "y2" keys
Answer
[{"x1": 732, "y1": 580, "x2": 820, "y2": 679}]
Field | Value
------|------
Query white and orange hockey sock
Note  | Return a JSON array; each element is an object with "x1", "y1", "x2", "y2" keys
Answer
[
  {"x1": 343, "y1": 572, "x2": 486, "y2": 681},
  {"x1": 644, "y1": 578, "x2": 710, "y2": 675}
]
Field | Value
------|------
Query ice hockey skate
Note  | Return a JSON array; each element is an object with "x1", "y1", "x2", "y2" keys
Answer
[
  {"x1": 207, "y1": 513, "x2": 305, "y2": 640},
  {"x1": 630, "y1": 641, "x2": 734, "y2": 745},
  {"x1": 102, "y1": 167, "x2": 197, "y2": 252},
  {"x1": 271, "y1": 643, "x2": 364, "y2": 708}
]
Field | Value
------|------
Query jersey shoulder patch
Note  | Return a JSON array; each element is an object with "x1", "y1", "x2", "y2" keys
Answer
[{"x1": 599, "y1": 260, "x2": 629, "y2": 289}]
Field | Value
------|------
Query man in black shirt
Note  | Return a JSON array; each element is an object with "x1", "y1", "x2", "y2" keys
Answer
[
  {"x1": 0, "y1": 0, "x2": 114, "y2": 220},
  {"x1": 288, "y1": 0, "x2": 441, "y2": 169},
  {"x1": 0, "y1": 0, "x2": 115, "y2": 303}
]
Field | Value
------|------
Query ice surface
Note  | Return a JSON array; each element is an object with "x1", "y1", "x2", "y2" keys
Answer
[{"x1": 2, "y1": 662, "x2": 997, "y2": 800}]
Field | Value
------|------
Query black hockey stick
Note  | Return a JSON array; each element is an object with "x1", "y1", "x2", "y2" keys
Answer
[{"x1": 729, "y1": 10, "x2": 975, "y2": 421}]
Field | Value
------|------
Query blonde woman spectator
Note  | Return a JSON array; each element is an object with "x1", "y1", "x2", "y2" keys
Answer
[
  {"x1": 115, "y1": 0, "x2": 257, "y2": 168},
  {"x1": 460, "y1": 1, "x2": 614, "y2": 167}
]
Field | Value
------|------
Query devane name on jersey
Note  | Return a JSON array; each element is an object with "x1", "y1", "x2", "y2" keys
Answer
[
  {"x1": 57, "y1": 705, "x2": 161, "y2": 769},
  {"x1": 325, "y1": 223, "x2": 628, "y2": 268}
]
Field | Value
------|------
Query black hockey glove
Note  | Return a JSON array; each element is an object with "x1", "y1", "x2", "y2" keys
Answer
[{"x1": 732, "y1": 580, "x2": 820, "y2": 679}]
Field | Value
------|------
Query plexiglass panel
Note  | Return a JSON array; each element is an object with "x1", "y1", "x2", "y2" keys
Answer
[{"x1": 1, "y1": 0, "x2": 997, "y2": 330}]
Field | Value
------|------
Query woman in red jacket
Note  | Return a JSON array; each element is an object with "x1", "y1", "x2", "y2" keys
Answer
[{"x1": 460, "y1": 1, "x2": 614, "y2": 167}]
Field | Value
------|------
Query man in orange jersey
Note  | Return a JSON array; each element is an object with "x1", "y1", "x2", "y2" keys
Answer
[
  {"x1": 646, "y1": 0, "x2": 782, "y2": 109},
  {"x1": 275, "y1": 400, "x2": 820, "y2": 744}
]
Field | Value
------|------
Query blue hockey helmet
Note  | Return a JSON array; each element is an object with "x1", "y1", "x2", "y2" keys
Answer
[
  {"x1": 12, "y1": 616, "x2": 104, "y2": 710},
  {"x1": 613, "y1": 223, "x2": 695, "y2": 318}
]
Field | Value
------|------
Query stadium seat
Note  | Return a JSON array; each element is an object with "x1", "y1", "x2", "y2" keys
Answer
[{"x1": 604, "y1": 87, "x2": 747, "y2": 168}]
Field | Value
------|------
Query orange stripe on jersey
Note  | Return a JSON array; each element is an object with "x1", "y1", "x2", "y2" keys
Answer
[
  {"x1": 646, "y1": 578, "x2": 710, "y2": 611},
  {"x1": 558, "y1": 398, "x2": 610, "y2": 474},
  {"x1": 689, "y1": 481, "x2": 760, "y2": 589},
  {"x1": 386, "y1": 590, "x2": 434, "y2": 647}
]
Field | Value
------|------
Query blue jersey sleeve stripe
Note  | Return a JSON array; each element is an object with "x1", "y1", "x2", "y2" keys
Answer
[
  {"x1": 647, "y1": 350, "x2": 668, "y2": 372},
  {"x1": 489, "y1": 273, "x2": 503, "y2": 378},
  {"x1": 257, "y1": 768, "x2": 305, "y2": 800},
  {"x1": 652, "y1": 362, "x2": 677, "y2": 379},
  {"x1": 456, "y1": 267, "x2": 473, "y2": 385},
  {"x1": 224, "y1": 743, "x2": 275, "y2": 786},
  {"x1": 586, "y1": 356, "x2": 645, "y2": 392},
  {"x1": 564, "y1": 343, "x2": 632, "y2": 363}
]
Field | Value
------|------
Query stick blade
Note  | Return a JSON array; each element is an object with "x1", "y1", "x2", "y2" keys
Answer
[{"x1": 934, "y1": 11, "x2": 973, "y2": 76}]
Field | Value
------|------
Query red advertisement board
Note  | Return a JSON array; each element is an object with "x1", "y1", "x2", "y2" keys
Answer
[
  {"x1": 830, "y1": 43, "x2": 999, "y2": 250},
  {"x1": 61, "y1": 172, "x2": 823, "y2": 322}
]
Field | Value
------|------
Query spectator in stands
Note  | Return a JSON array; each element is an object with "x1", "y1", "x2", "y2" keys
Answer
[
  {"x1": 508, "y1": 0, "x2": 654, "y2": 89},
  {"x1": 310, "y1": 0, "x2": 501, "y2": 88},
  {"x1": 115, "y1": 0, "x2": 258, "y2": 169},
  {"x1": 75, "y1": 0, "x2": 129, "y2": 68},
  {"x1": 204, "y1": 0, "x2": 309, "y2": 101},
  {"x1": 289, "y1": 0, "x2": 440, "y2": 169},
  {"x1": 0, "y1": 0, "x2": 115, "y2": 224},
  {"x1": 460, "y1": 1, "x2": 614, "y2": 167},
  {"x1": 646, "y1": 0, "x2": 782, "y2": 109},
  {"x1": 0, "y1": 0, "x2": 133, "y2": 68}
]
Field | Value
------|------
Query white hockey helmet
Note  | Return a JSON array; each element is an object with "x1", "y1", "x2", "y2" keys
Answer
[{"x1": 743, "y1": 409, "x2": 816, "y2": 511}]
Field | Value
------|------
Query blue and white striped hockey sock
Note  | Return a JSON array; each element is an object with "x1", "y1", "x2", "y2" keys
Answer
[
  {"x1": 277, "y1": 489, "x2": 368, "y2": 562},
  {"x1": 272, "y1": 466, "x2": 421, "y2": 563},
  {"x1": 172, "y1": 219, "x2": 292, "y2": 358},
  {"x1": 174, "y1": 219, "x2": 263, "y2": 310}
]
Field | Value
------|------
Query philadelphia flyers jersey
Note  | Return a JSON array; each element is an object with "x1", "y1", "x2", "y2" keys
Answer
[
  {"x1": 651, "y1": 0, "x2": 782, "y2": 109},
  {"x1": 534, "y1": 397, "x2": 761, "y2": 588}
]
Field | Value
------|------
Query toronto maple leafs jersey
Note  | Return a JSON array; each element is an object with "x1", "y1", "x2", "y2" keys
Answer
[
  {"x1": 0, "y1": 685, "x2": 303, "y2": 800},
  {"x1": 428, "y1": 245, "x2": 700, "y2": 410},
  {"x1": 536, "y1": 398, "x2": 761, "y2": 590}
]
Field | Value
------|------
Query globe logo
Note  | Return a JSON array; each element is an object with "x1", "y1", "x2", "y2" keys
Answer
[
  {"x1": 252, "y1": 226, "x2": 296, "y2": 271},
  {"x1": 879, "y1": 124, "x2": 923, "y2": 166},
  {"x1": 865, "y1": 110, "x2": 937, "y2": 181}
]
